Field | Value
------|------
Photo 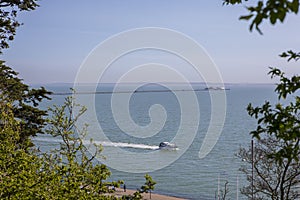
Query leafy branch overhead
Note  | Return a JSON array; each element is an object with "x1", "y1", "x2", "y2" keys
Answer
[
  {"x1": 0, "y1": 0, "x2": 38, "y2": 53},
  {"x1": 280, "y1": 50, "x2": 300, "y2": 62},
  {"x1": 224, "y1": 0, "x2": 300, "y2": 34}
]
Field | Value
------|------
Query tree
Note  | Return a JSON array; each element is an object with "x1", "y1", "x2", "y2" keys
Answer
[
  {"x1": 215, "y1": 181, "x2": 230, "y2": 200},
  {"x1": 0, "y1": 61, "x2": 52, "y2": 146},
  {"x1": 44, "y1": 95, "x2": 122, "y2": 199},
  {"x1": 0, "y1": 0, "x2": 52, "y2": 146},
  {"x1": 244, "y1": 67, "x2": 300, "y2": 199},
  {"x1": 0, "y1": 0, "x2": 38, "y2": 53},
  {"x1": 121, "y1": 174, "x2": 156, "y2": 200},
  {"x1": 140, "y1": 174, "x2": 156, "y2": 199},
  {"x1": 0, "y1": 95, "x2": 116, "y2": 199},
  {"x1": 1, "y1": 92, "x2": 156, "y2": 199},
  {"x1": 248, "y1": 66, "x2": 300, "y2": 161},
  {"x1": 224, "y1": 0, "x2": 300, "y2": 199},
  {"x1": 223, "y1": 0, "x2": 300, "y2": 167},
  {"x1": 0, "y1": 1, "x2": 155, "y2": 199},
  {"x1": 0, "y1": 98, "x2": 47, "y2": 199},
  {"x1": 238, "y1": 136, "x2": 300, "y2": 199}
]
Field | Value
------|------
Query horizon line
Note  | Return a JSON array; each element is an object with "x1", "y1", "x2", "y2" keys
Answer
[{"x1": 29, "y1": 81, "x2": 277, "y2": 86}]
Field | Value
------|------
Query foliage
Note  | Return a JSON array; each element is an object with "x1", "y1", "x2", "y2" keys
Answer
[
  {"x1": 140, "y1": 174, "x2": 156, "y2": 194},
  {"x1": 122, "y1": 174, "x2": 156, "y2": 200},
  {"x1": 0, "y1": 1, "x2": 155, "y2": 199},
  {"x1": 140, "y1": 174, "x2": 156, "y2": 199},
  {"x1": 121, "y1": 191, "x2": 143, "y2": 200},
  {"x1": 0, "y1": 0, "x2": 50, "y2": 146},
  {"x1": 0, "y1": 94, "x2": 156, "y2": 199},
  {"x1": 0, "y1": 61, "x2": 52, "y2": 146},
  {"x1": 223, "y1": 0, "x2": 300, "y2": 34},
  {"x1": 225, "y1": 0, "x2": 300, "y2": 199},
  {"x1": 247, "y1": 66, "x2": 300, "y2": 164},
  {"x1": 279, "y1": 50, "x2": 300, "y2": 62},
  {"x1": 0, "y1": 0, "x2": 38, "y2": 53},
  {"x1": 238, "y1": 136, "x2": 300, "y2": 199},
  {"x1": 0, "y1": 96, "x2": 118, "y2": 199},
  {"x1": 0, "y1": 100, "x2": 46, "y2": 199},
  {"x1": 43, "y1": 95, "x2": 122, "y2": 199},
  {"x1": 245, "y1": 57, "x2": 300, "y2": 199}
]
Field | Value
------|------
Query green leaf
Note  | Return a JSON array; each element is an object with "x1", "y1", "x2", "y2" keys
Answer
[
  {"x1": 223, "y1": 0, "x2": 243, "y2": 5},
  {"x1": 279, "y1": 52, "x2": 288, "y2": 58},
  {"x1": 277, "y1": 10, "x2": 286, "y2": 22},
  {"x1": 291, "y1": 0, "x2": 299, "y2": 13},
  {"x1": 270, "y1": 11, "x2": 277, "y2": 24},
  {"x1": 239, "y1": 14, "x2": 254, "y2": 20}
]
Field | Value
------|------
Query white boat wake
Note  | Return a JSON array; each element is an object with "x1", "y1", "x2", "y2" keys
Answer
[
  {"x1": 94, "y1": 141, "x2": 159, "y2": 150},
  {"x1": 33, "y1": 137, "x2": 159, "y2": 150}
]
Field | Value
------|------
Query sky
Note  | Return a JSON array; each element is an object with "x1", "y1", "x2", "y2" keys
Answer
[{"x1": 1, "y1": 0, "x2": 300, "y2": 84}]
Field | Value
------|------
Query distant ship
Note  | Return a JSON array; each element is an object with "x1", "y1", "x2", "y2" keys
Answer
[
  {"x1": 204, "y1": 86, "x2": 229, "y2": 90},
  {"x1": 159, "y1": 142, "x2": 178, "y2": 150}
]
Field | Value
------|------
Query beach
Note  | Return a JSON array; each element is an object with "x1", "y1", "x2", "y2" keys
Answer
[{"x1": 113, "y1": 188, "x2": 187, "y2": 200}]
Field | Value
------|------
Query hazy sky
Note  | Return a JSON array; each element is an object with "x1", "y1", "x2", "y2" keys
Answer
[{"x1": 2, "y1": 0, "x2": 300, "y2": 84}]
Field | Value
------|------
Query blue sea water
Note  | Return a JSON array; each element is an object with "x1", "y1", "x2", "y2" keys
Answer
[{"x1": 35, "y1": 83, "x2": 278, "y2": 199}]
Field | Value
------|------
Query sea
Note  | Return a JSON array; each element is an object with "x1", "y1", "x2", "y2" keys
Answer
[{"x1": 34, "y1": 83, "x2": 279, "y2": 200}]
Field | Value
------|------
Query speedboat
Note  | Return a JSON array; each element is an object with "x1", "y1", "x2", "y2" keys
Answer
[{"x1": 159, "y1": 142, "x2": 178, "y2": 150}]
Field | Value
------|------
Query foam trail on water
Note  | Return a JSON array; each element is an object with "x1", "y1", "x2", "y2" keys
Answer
[
  {"x1": 33, "y1": 137, "x2": 159, "y2": 150},
  {"x1": 94, "y1": 141, "x2": 159, "y2": 150}
]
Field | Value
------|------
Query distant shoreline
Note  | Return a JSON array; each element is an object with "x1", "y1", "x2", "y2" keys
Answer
[
  {"x1": 52, "y1": 88, "x2": 212, "y2": 95},
  {"x1": 52, "y1": 87, "x2": 232, "y2": 96}
]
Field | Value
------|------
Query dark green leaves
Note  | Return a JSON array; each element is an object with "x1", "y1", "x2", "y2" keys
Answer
[
  {"x1": 0, "y1": 1, "x2": 39, "y2": 53},
  {"x1": 225, "y1": 0, "x2": 300, "y2": 34},
  {"x1": 280, "y1": 50, "x2": 300, "y2": 62},
  {"x1": 140, "y1": 174, "x2": 156, "y2": 193},
  {"x1": 0, "y1": 61, "x2": 52, "y2": 145},
  {"x1": 239, "y1": 14, "x2": 254, "y2": 20},
  {"x1": 223, "y1": 0, "x2": 246, "y2": 5},
  {"x1": 290, "y1": 0, "x2": 300, "y2": 13},
  {"x1": 227, "y1": 0, "x2": 300, "y2": 197},
  {"x1": 268, "y1": 67, "x2": 300, "y2": 99},
  {"x1": 248, "y1": 67, "x2": 300, "y2": 164},
  {"x1": 248, "y1": 49, "x2": 300, "y2": 165}
]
